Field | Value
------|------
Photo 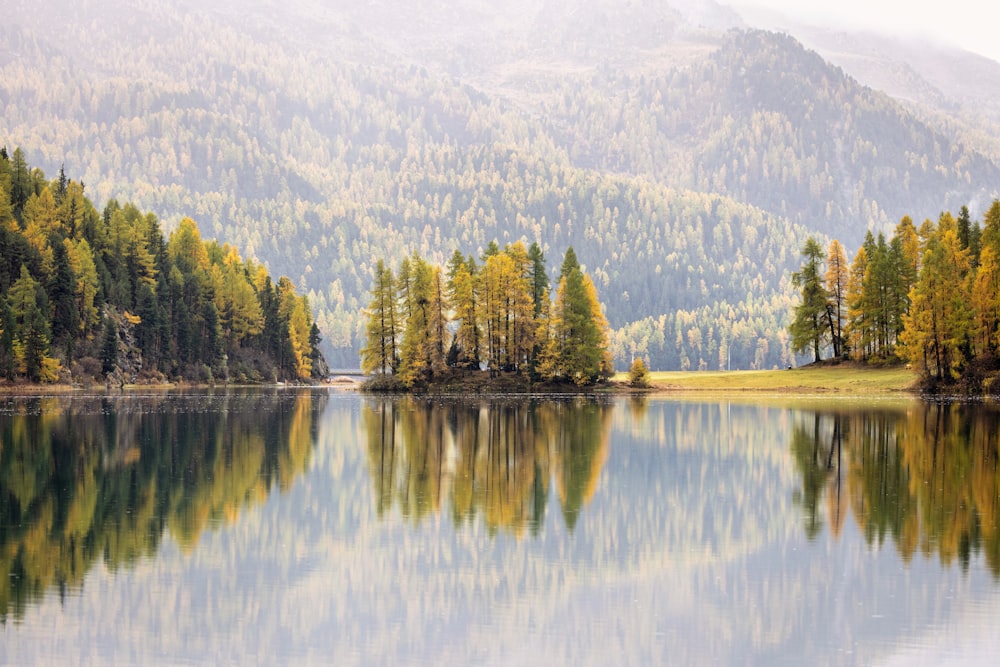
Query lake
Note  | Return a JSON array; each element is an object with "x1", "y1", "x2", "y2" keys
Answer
[{"x1": 1, "y1": 389, "x2": 999, "y2": 665}]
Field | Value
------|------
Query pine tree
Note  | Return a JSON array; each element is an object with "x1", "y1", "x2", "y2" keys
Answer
[
  {"x1": 22, "y1": 306, "x2": 49, "y2": 382},
  {"x1": 958, "y1": 205, "x2": 973, "y2": 250},
  {"x1": 528, "y1": 242, "x2": 549, "y2": 316},
  {"x1": 9, "y1": 147, "x2": 31, "y2": 223},
  {"x1": 0, "y1": 297, "x2": 14, "y2": 379},
  {"x1": 308, "y1": 322, "x2": 329, "y2": 379},
  {"x1": 101, "y1": 316, "x2": 119, "y2": 376},
  {"x1": 540, "y1": 248, "x2": 612, "y2": 384},
  {"x1": 48, "y1": 236, "x2": 79, "y2": 354},
  {"x1": 9, "y1": 265, "x2": 52, "y2": 382},
  {"x1": 789, "y1": 237, "x2": 829, "y2": 363}
]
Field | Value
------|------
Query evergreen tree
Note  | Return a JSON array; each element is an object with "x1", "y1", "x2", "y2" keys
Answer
[
  {"x1": 22, "y1": 306, "x2": 49, "y2": 382},
  {"x1": 101, "y1": 316, "x2": 119, "y2": 376},
  {"x1": 48, "y1": 236, "x2": 79, "y2": 354},
  {"x1": 958, "y1": 205, "x2": 973, "y2": 250},
  {"x1": 308, "y1": 322, "x2": 329, "y2": 379},
  {"x1": 789, "y1": 237, "x2": 829, "y2": 363},
  {"x1": 540, "y1": 247, "x2": 612, "y2": 384},
  {"x1": 9, "y1": 265, "x2": 52, "y2": 381},
  {"x1": 864, "y1": 233, "x2": 895, "y2": 357},
  {"x1": 0, "y1": 297, "x2": 14, "y2": 379},
  {"x1": 9, "y1": 147, "x2": 31, "y2": 223},
  {"x1": 528, "y1": 242, "x2": 549, "y2": 316}
]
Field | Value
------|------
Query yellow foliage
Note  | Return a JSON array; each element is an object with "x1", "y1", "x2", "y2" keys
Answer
[{"x1": 39, "y1": 357, "x2": 62, "y2": 383}]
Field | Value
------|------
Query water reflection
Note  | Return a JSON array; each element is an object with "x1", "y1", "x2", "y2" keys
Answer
[
  {"x1": 791, "y1": 403, "x2": 1000, "y2": 577},
  {"x1": 0, "y1": 389, "x2": 325, "y2": 622},
  {"x1": 363, "y1": 396, "x2": 613, "y2": 537}
]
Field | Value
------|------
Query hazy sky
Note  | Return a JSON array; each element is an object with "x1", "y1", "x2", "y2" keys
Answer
[{"x1": 729, "y1": 0, "x2": 1000, "y2": 63}]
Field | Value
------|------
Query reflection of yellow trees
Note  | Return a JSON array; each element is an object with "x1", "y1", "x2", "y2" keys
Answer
[
  {"x1": 363, "y1": 397, "x2": 612, "y2": 537},
  {"x1": 0, "y1": 390, "x2": 324, "y2": 620},
  {"x1": 791, "y1": 404, "x2": 1000, "y2": 577}
]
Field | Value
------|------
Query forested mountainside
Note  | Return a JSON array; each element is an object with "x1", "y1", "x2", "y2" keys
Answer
[{"x1": 3, "y1": 0, "x2": 999, "y2": 369}]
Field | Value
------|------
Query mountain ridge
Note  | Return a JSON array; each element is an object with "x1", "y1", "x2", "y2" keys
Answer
[{"x1": 3, "y1": 0, "x2": 999, "y2": 369}]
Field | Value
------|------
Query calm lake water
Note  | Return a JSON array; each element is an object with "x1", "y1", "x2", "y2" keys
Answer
[{"x1": 2, "y1": 389, "x2": 1000, "y2": 665}]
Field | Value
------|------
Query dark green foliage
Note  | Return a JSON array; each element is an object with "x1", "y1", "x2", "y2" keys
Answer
[
  {"x1": 528, "y1": 242, "x2": 548, "y2": 316},
  {"x1": 789, "y1": 238, "x2": 828, "y2": 363},
  {"x1": 0, "y1": 299, "x2": 14, "y2": 379},
  {"x1": 47, "y1": 237, "x2": 78, "y2": 348},
  {"x1": 21, "y1": 307, "x2": 48, "y2": 383},
  {"x1": 309, "y1": 323, "x2": 329, "y2": 379}
]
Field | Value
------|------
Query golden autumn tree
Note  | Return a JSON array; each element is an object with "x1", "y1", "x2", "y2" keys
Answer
[
  {"x1": 277, "y1": 276, "x2": 313, "y2": 380},
  {"x1": 971, "y1": 200, "x2": 1000, "y2": 356},
  {"x1": 445, "y1": 250, "x2": 480, "y2": 368},
  {"x1": 901, "y1": 213, "x2": 973, "y2": 382},
  {"x1": 360, "y1": 259, "x2": 399, "y2": 376},
  {"x1": 846, "y1": 243, "x2": 869, "y2": 360},
  {"x1": 825, "y1": 239, "x2": 848, "y2": 358}
]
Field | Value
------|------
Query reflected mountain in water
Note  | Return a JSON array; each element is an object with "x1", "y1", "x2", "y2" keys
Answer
[
  {"x1": 791, "y1": 403, "x2": 1000, "y2": 576},
  {"x1": 363, "y1": 396, "x2": 613, "y2": 537},
  {"x1": 0, "y1": 389, "x2": 326, "y2": 622}
]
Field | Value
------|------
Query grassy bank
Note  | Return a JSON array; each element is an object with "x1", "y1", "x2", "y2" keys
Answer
[{"x1": 617, "y1": 364, "x2": 917, "y2": 394}]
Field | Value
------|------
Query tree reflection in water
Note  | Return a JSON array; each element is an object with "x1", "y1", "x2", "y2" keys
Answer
[
  {"x1": 791, "y1": 402, "x2": 1000, "y2": 576},
  {"x1": 0, "y1": 389, "x2": 325, "y2": 622},
  {"x1": 363, "y1": 396, "x2": 613, "y2": 537}
]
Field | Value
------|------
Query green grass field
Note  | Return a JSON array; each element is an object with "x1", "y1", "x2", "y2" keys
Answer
[{"x1": 615, "y1": 364, "x2": 917, "y2": 394}]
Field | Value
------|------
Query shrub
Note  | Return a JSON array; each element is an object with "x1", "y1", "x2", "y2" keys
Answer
[{"x1": 629, "y1": 358, "x2": 650, "y2": 388}]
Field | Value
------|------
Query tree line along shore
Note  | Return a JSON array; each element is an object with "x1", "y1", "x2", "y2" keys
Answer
[{"x1": 789, "y1": 201, "x2": 1000, "y2": 394}]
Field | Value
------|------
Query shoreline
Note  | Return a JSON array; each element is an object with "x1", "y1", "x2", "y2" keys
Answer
[{"x1": 0, "y1": 365, "x2": 929, "y2": 397}]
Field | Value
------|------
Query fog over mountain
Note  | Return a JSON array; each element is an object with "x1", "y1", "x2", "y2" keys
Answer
[{"x1": 3, "y1": 0, "x2": 999, "y2": 368}]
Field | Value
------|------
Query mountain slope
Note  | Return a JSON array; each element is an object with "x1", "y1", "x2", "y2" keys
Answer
[{"x1": 3, "y1": 0, "x2": 999, "y2": 369}]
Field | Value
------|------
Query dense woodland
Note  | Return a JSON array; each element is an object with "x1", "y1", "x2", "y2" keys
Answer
[
  {"x1": 789, "y1": 200, "x2": 1000, "y2": 390},
  {"x1": 0, "y1": 147, "x2": 327, "y2": 384},
  {"x1": 361, "y1": 242, "x2": 613, "y2": 388},
  {"x1": 5, "y1": 2, "x2": 1000, "y2": 370}
]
